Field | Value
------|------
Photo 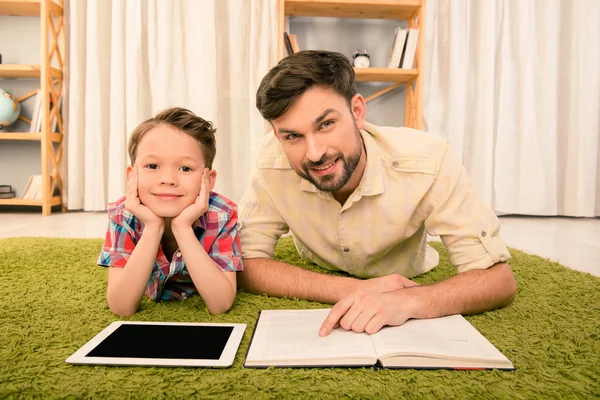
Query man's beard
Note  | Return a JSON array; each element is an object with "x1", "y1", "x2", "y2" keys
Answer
[{"x1": 292, "y1": 126, "x2": 363, "y2": 192}]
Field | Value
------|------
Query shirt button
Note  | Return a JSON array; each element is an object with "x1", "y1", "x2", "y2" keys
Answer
[
  {"x1": 392, "y1": 161, "x2": 400, "y2": 168},
  {"x1": 176, "y1": 252, "x2": 182, "y2": 257},
  {"x1": 181, "y1": 292, "x2": 186, "y2": 298},
  {"x1": 481, "y1": 231, "x2": 487, "y2": 237},
  {"x1": 343, "y1": 248, "x2": 350, "y2": 253}
]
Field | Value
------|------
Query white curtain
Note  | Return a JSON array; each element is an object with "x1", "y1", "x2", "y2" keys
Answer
[
  {"x1": 66, "y1": 0, "x2": 277, "y2": 211},
  {"x1": 424, "y1": 0, "x2": 600, "y2": 217}
]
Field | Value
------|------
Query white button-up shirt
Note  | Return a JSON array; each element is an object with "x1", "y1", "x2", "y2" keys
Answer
[{"x1": 239, "y1": 122, "x2": 511, "y2": 278}]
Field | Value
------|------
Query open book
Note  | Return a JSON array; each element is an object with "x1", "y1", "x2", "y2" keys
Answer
[{"x1": 244, "y1": 309, "x2": 514, "y2": 370}]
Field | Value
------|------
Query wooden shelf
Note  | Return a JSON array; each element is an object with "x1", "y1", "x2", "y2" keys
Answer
[
  {"x1": 0, "y1": 64, "x2": 62, "y2": 79},
  {"x1": 354, "y1": 68, "x2": 417, "y2": 82},
  {"x1": 1, "y1": 0, "x2": 65, "y2": 216},
  {"x1": 0, "y1": 0, "x2": 63, "y2": 17},
  {"x1": 0, "y1": 196, "x2": 62, "y2": 207},
  {"x1": 279, "y1": 0, "x2": 424, "y2": 128},
  {"x1": 0, "y1": 131, "x2": 63, "y2": 142},
  {"x1": 285, "y1": 0, "x2": 420, "y2": 20}
]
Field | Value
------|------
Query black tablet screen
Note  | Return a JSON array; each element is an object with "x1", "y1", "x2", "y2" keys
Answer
[{"x1": 86, "y1": 324, "x2": 234, "y2": 360}]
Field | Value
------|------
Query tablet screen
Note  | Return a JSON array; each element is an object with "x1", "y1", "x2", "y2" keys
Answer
[{"x1": 86, "y1": 324, "x2": 233, "y2": 360}]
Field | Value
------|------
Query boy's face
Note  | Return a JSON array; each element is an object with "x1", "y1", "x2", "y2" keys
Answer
[
  {"x1": 127, "y1": 125, "x2": 216, "y2": 218},
  {"x1": 271, "y1": 86, "x2": 366, "y2": 194}
]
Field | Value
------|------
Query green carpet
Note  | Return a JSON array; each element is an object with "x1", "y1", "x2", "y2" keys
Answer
[{"x1": 0, "y1": 237, "x2": 598, "y2": 399}]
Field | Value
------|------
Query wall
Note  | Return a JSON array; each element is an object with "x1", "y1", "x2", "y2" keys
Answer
[
  {"x1": 290, "y1": 17, "x2": 408, "y2": 127},
  {"x1": 0, "y1": 16, "x2": 43, "y2": 197}
]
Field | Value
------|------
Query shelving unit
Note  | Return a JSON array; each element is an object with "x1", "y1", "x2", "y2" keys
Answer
[
  {"x1": 0, "y1": 0, "x2": 65, "y2": 215},
  {"x1": 278, "y1": 0, "x2": 424, "y2": 129}
]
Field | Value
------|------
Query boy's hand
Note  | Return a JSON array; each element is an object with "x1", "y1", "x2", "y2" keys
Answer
[
  {"x1": 126, "y1": 165, "x2": 164, "y2": 229},
  {"x1": 172, "y1": 168, "x2": 210, "y2": 229}
]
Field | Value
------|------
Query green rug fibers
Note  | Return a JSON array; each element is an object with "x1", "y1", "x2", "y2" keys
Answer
[{"x1": 0, "y1": 237, "x2": 598, "y2": 399}]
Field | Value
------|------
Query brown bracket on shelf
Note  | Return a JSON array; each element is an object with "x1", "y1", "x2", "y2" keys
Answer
[
  {"x1": 16, "y1": 88, "x2": 39, "y2": 103},
  {"x1": 364, "y1": 82, "x2": 404, "y2": 103}
]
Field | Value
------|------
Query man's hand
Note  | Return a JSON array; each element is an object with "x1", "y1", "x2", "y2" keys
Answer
[
  {"x1": 319, "y1": 289, "x2": 417, "y2": 336},
  {"x1": 359, "y1": 274, "x2": 419, "y2": 293},
  {"x1": 316, "y1": 274, "x2": 420, "y2": 336},
  {"x1": 172, "y1": 168, "x2": 210, "y2": 229},
  {"x1": 126, "y1": 165, "x2": 163, "y2": 229}
]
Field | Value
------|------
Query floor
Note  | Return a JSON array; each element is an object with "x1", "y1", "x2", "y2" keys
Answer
[{"x1": 0, "y1": 212, "x2": 598, "y2": 277}]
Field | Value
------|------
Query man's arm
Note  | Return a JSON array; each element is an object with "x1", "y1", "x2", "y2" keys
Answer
[
  {"x1": 319, "y1": 261, "x2": 516, "y2": 335},
  {"x1": 238, "y1": 257, "x2": 418, "y2": 304}
]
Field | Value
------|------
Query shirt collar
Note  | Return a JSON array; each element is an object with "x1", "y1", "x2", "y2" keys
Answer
[{"x1": 299, "y1": 121, "x2": 384, "y2": 196}]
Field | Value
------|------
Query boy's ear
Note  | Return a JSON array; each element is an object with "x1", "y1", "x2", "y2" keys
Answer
[
  {"x1": 207, "y1": 169, "x2": 217, "y2": 192},
  {"x1": 126, "y1": 165, "x2": 133, "y2": 181}
]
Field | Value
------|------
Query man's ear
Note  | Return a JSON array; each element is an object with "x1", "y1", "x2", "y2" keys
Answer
[
  {"x1": 351, "y1": 93, "x2": 367, "y2": 130},
  {"x1": 207, "y1": 169, "x2": 217, "y2": 192}
]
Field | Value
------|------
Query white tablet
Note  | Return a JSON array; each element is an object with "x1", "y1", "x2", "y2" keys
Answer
[{"x1": 66, "y1": 321, "x2": 246, "y2": 367}]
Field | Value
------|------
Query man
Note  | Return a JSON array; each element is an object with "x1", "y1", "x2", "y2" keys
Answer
[{"x1": 238, "y1": 50, "x2": 516, "y2": 336}]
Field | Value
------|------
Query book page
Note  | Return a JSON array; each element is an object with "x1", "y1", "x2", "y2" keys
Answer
[
  {"x1": 371, "y1": 314, "x2": 510, "y2": 363},
  {"x1": 245, "y1": 309, "x2": 377, "y2": 365}
]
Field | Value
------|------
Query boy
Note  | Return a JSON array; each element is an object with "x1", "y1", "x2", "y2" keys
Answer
[{"x1": 98, "y1": 107, "x2": 242, "y2": 316}]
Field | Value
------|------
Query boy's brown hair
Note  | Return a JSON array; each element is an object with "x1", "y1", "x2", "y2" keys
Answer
[
  {"x1": 256, "y1": 50, "x2": 357, "y2": 121},
  {"x1": 128, "y1": 107, "x2": 217, "y2": 168}
]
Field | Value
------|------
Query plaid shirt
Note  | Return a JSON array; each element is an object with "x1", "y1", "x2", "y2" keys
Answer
[{"x1": 98, "y1": 192, "x2": 243, "y2": 301}]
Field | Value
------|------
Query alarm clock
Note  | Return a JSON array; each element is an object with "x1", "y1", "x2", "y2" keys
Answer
[{"x1": 352, "y1": 49, "x2": 371, "y2": 68}]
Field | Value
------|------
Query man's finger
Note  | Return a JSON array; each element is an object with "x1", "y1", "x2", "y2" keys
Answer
[
  {"x1": 350, "y1": 307, "x2": 376, "y2": 333},
  {"x1": 319, "y1": 297, "x2": 354, "y2": 337},
  {"x1": 339, "y1": 301, "x2": 364, "y2": 331},
  {"x1": 364, "y1": 313, "x2": 387, "y2": 335}
]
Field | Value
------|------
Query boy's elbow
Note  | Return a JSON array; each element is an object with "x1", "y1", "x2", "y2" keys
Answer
[
  {"x1": 206, "y1": 302, "x2": 232, "y2": 315},
  {"x1": 205, "y1": 293, "x2": 235, "y2": 315},
  {"x1": 107, "y1": 297, "x2": 138, "y2": 317},
  {"x1": 109, "y1": 305, "x2": 137, "y2": 317}
]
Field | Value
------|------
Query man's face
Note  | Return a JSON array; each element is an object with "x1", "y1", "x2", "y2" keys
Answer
[
  {"x1": 271, "y1": 86, "x2": 366, "y2": 194},
  {"x1": 128, "y1": 125, "x2": 211, "y2": 218}
]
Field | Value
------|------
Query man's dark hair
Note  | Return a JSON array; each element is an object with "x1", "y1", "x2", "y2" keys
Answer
[{"x1": 256, "y1": 50, "x2": 357, "y2": 121}]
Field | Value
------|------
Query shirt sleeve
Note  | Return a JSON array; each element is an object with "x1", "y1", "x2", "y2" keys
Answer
[
  {"x1": 97, "y1": 211, "x2": 136, "y2": 268},
  {"x1": 238, "y1": 159, "x2": 290, "y2": 260},
  {"x1": 423, "y1": 143, "x2": 512, "y2": 274},
  {"x1": 207, "y1": 207, "x2": 244, "y2": 272}
]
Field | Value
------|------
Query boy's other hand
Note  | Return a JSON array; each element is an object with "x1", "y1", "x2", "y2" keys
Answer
[
  {"x1": 172, "y1": 168, "x2": 210, "y2": 229},
  {"x1": 126, "y1": 165, "x2": 164, "y2": 229}
]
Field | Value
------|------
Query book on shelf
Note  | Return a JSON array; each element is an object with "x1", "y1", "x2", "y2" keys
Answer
[
  {"x1": 29, "y1": 90, "x2": 41, "y2": 133},
  {"x1": 284, "y1": 32, "x2": 294, "y2": 56},
  {"x1": 387, "y1": 26, "x2": 408, "y2": 68},
  {"x1": 0, "y1": 184, "x2": 15, "y2": 199},
  {"x1": 28, "y1": 91, "x2": 61, "y2": 133},
  {"x1": 21, "y1": 174, "x2": 43, "y2": 200},
  {"x1": 288, "y1": 33, "x2": 300, "y2": 53},
  {"x1": 244, "y1": 309, "x2": 515, "y2": 370},
  {"x1": 51, "y1": 95, "x2": 63, "y2": 133},
  {"x1": 400, "y1": 28, "x2": 420, "y2": 69},
  {"x1": 0, "y1": 184, "x2": 13, "y2": 194}
]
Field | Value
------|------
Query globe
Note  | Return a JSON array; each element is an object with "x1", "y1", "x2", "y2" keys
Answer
[{"x1": 0, "y1": 88, "x2": 21, "y2": 130}]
